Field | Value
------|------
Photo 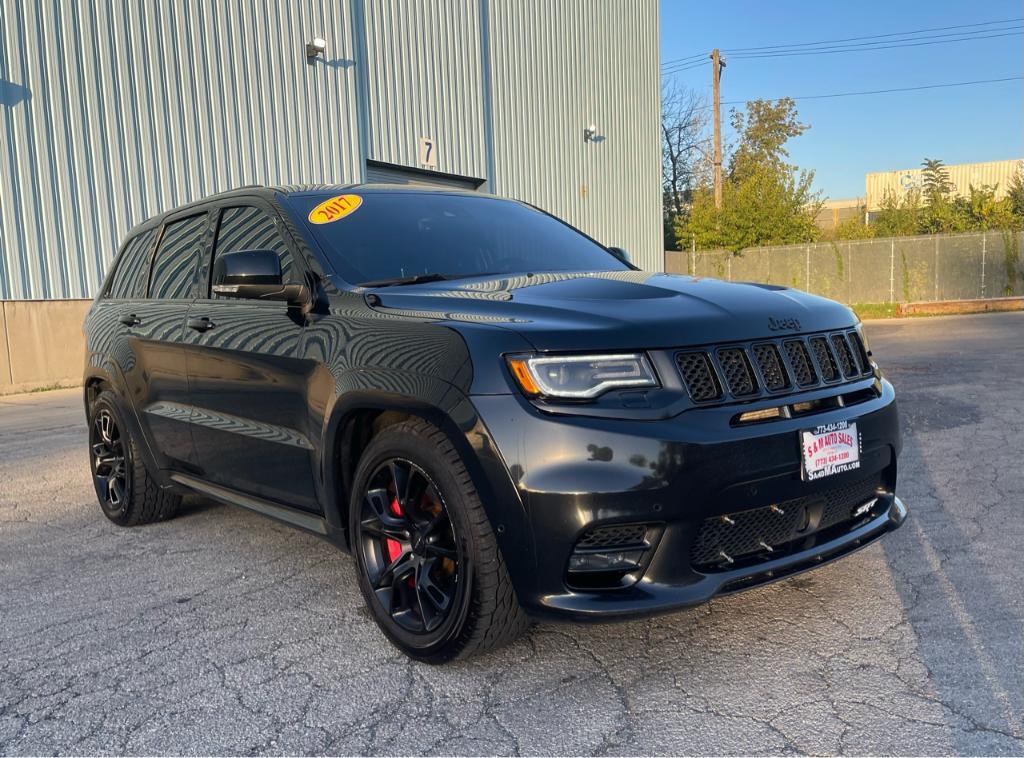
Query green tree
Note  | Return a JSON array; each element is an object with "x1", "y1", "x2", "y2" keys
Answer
[
  {"x1": 871, "y1": 190, "x2": 923, "y2": 237},
  {"x1": 918, "y1": 158, "x2": 961, "y2": 233},
  {"x1": 829, "y1": 210, "x2": 874, "y2": 240},
  {"x1": 676, "y1": 98, "x2": 821, "y2": 252},
  {"x1": 661, "y1": 83, "x2": 710, "y2": 250},
  {"x1": 954, "y1": 184, "x2": 1016, "y2": 231},
  {"x1": 920, "y1": 157, "x2": 953, "y2": 205},
  {"x1": 728, "y1": 98, "x2": 809, "y2": 178},
  {"x1": 1006, "y1": 165, "x2": 1024, "y2": 223}
]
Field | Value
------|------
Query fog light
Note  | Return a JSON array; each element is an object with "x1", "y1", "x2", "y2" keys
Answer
[
  {"x1": 737, "y1": 406, "x2": 782, "y2": 423},
  {"x1": 568, "y1": 549, "x2": 644, "y2": 573}
]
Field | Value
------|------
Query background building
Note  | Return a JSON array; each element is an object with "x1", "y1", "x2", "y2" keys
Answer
[
  {"x1": 813, "y1": 197, "x2": 866, "y2": 232},
  {"x1": 865, "y1": 158, "x2": 1022, "y2": 212},
  {"x1": 0, "y1": 0, "x2": 660, "y2": 392}
]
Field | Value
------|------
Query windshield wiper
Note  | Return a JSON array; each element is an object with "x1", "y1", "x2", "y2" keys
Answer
[
  {"x1": 358, "y1": 273, "x2": 454, "y2": 288},
  {"x1": 357, "y1": 272, "x2": 505, "y2": 288}
]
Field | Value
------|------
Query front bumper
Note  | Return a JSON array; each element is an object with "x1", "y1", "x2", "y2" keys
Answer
[
  {"x1": 541, "y1": 495, "x2": 906, "y2": 621},
  {"x1": 471, "y1": 377, "x2": 906, "y2": 622}
]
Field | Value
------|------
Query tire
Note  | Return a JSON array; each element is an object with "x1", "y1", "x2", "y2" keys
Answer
[
  {"x1": 88, "y1": 390, "x2": 181, "y2": 526},
  {"x1": 349, "y1": 418, "x2": 529, "y2": 663}
]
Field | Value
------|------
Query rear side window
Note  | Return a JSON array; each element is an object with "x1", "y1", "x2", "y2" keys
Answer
[
  {"x1": 211, "y1": 206, "x2": 296, "y2": 297},
  {"x1": 149, "y1": 214, "x2": 208, "y2": 299},
  {"x1": 107, "y1": 228, "x2": 156, "y2": 299}
]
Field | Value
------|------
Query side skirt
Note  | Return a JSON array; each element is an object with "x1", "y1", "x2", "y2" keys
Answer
[{"x1": 169, "y1": 472, "x2": 347, "y2": 547}]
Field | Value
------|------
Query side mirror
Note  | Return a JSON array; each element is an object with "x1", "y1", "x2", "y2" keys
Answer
[
  {"x1": 607, "y1": 246, "x2": 636, "y2": 268},
  {"x1": 212, "y1": 250, "x2": 307, "y2": 304}
]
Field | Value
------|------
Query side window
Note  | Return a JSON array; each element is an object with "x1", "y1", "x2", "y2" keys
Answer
[
  {"x1": 149, "y1": 214, "x2": 207, "y2": 299},
  {"x1": 107, "y1": 228, "x2": 157, "y2": 299},
  {"x1": 211, "y1": 206, "x2": 296, "y2": 298}
]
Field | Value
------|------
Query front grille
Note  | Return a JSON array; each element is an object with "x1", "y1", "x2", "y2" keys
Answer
[
  {"x1": 672, "y1": 329, "x2": 874, "y2": 409},
  {"x1": 575, "y1": 523, "x2": 648, "y2": 550},
  {"x1": 677, "y1": 352, "x2": 722, "y2": 402},
  {"x1": 690, "y1": 474, "x2": 883, "y2": 570},
  {"x1": 848, "y1": 331, "x2": 871, "y2": 374},
  {"x1": 717, "y1": 348, "x2": 757, "y2": 396},
  {"x1": 830, "y1": 334, "x2": 856, "y2": 378},
  {"x1": 783, "y1": 340, "x2": 818, "y2": 386},
  {"x1": 752, "y1": 343, "x2": 789, "y2": 391},
  {"x1": 809, "y1": 336, "x2": 839, "y2": 381}
]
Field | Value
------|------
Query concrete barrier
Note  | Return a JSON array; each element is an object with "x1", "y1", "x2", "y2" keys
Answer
[{"x1": 0, "y1": 300, "x2": 92, "y2": 395}]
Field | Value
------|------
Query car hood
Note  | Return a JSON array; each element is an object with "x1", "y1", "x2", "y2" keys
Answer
[{"x1": 366, "y1": 271, "x2": 857, "y2": 350}]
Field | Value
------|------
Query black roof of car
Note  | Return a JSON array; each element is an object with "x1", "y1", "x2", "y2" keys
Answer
[{"x1": 123, "y1": 183, "x2": 487, "y2": 239}]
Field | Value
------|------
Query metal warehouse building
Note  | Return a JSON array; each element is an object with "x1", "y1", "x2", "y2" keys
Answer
[{"x1": 0, "y1": 0, "x2": 660, "y2": 392}]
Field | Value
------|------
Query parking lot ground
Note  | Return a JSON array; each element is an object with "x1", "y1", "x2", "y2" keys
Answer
[{"x1": 1, "y1": 312, "x2": 1023, "y2": 756}]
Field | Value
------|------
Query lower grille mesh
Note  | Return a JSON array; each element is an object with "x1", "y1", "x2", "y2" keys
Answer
[
  {"x1": 576, "y1": 523, "x2": 648, "y2": 550},
  {"x1": 690, "y1": 475, "x2": 883, "y2": 569}
]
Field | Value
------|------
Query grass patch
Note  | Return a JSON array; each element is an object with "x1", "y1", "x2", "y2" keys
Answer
[{"x1": 851, "y1": 303, "x2": 901, "y2": 320}]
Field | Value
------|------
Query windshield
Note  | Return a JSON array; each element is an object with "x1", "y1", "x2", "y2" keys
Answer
[{"x1": 293, "y1": 191, "x2": 628, "y2": 285}]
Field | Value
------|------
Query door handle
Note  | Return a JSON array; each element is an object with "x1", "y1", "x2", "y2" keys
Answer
[
  {"x1": 187, "y1": 316, "x2": 216, "y2": 333},
  {"x1": 119, "y1": 313, "x2": 141, "y2": 326}
]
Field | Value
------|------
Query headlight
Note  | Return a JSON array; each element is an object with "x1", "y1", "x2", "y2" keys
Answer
[{"x1": 506, "y1": 353, "x2": 658, "y2": 399}]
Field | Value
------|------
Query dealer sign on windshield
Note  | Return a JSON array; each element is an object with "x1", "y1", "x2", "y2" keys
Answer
[{"x1": 800, "y1": 420, "x2": 861, "y2": 481}]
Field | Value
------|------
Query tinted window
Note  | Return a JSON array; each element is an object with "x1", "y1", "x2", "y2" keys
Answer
[
  {"x1": 295, "y1": 193, "x2": 626, "y2": 285},
  {"x1": 149, "y1": 214, "x2": 207, "y2": 299},
  {"x1": 211, "y1": 206, "x2": 295, "y2": 298},
  {"x1": 107, "y1": 228, "x2": 156, "y2": 299}
]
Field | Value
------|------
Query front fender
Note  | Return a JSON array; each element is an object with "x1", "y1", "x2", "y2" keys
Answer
[{"x1": 316, "y1": 377, "x2": 535, "y2": 598}]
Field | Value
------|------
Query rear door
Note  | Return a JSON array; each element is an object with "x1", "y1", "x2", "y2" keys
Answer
[
  {"x1": 87, "y1": 226, "x2": 160, "y2": 397},
  {"x1": 182, "y1": 202, "x2": 320, "y2": 511},
  {"x1": 130, "y1": 211, "x2": 212, "y2": 469}
]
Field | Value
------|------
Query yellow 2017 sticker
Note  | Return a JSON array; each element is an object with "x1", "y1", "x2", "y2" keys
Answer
[{"x1": 308, "y1": 194, "x2": 363, "y2": 224}]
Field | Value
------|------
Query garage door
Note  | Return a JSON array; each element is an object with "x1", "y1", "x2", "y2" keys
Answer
[{"x1": 364, "y1": 162, "x2": 483, "y2": 191}]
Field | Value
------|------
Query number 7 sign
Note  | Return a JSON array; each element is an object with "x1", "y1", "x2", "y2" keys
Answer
[{"x1": 418, "y1": 136, "x2": 437, "y2": 168}]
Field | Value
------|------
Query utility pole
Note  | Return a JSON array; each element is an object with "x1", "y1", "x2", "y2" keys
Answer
[{"x1": 711, "y1": 48, "x2": 726, "y2": 209}]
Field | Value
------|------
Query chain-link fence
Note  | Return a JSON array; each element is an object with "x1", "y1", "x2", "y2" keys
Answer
[{"x1": 664, "y1": 230, "x2": 1024, "y2": 304}]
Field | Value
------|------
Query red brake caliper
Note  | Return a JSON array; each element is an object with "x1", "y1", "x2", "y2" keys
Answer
[{"x1": 385, "y1": 496, "x2": 403, "y2": 563}]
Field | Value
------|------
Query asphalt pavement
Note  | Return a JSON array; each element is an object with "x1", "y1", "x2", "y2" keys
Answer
[{"x1": 1, "y1": 312, "x2": 1022, "y2": 755}]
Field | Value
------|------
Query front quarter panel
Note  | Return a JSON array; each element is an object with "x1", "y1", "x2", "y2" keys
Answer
[{"x1": 301, "y1": 293, "x2": 539, "y2": 587}]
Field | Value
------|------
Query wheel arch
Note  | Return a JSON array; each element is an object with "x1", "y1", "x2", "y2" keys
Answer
[
  {"x1": 321, "y1": 391, "x2": 533, "y2": 580},
  {"x1": 83, "y1": 366, "x2": 170, "y2": 489}
]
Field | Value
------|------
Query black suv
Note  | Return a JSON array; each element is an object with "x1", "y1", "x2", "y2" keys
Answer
[{"x1": 84, "y1": 185, "x2": 907, "y2": 662}]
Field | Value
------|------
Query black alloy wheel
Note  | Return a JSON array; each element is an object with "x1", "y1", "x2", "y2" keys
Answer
[
  {"x1": 357, "y1": 458, "x2": 463, "y2": 639},
  {"x1": 349, "y1": 419, "x2": 528, "y2": 662},
  {"x1": 88, "y1": 390, "x2": 181, "y2": 526},
  {"x1": 91, "y1": 406, "x2": 131, "y2": 514}
]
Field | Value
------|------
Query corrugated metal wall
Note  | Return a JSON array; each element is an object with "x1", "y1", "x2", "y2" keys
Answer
[
  {"x1": 361, "y1": 0, "x2": 488, "y2": 180},
  {"x1": 0, "y1": 0, "x2": 661, "y2": 300},
  {"x1": 487, "y1": 0, "x2": 662, "y2": 271}
]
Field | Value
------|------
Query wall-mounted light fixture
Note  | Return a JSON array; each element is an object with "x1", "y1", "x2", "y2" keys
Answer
[
  {"x1": 306, "y1": 37, "x2": 327, "y2": 60},
  {"x1": 583, "y1": 124, "x2": 599, "y2": 143}
]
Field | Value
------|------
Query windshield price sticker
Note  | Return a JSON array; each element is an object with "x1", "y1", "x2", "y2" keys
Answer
[
  {"x1": 308, "y1": 194, "x2": 363, "y2": 224},
  {"x1": 800, "y1": 420, "x2": 861, "y2": 481}
]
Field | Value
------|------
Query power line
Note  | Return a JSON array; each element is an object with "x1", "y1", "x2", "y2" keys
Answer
[
  {"x1": 727, "y1": 30, "x2": 1022, "y2": 59},
  {"x1": 713, "y1": 76, "x2": 1023, "y2": 107},
  {"x1": 726, "y1": 26, "x2": 1021, "y2": 57},
  {"x1": 723, "y1": 17, "x2": 1022, "y2": 53},
  {"x1": 662, "y1": 29, "x2": 1022, "y2": 75},
  {"x1": 662, "y1": 60, "x2": 709, "y2": 75},
  {"x1": 659, "y1": 52, "x2": 708, "y2": 68},
  {"x1": 660, "y1": 16, "x2": 1022, "y2": 68}
]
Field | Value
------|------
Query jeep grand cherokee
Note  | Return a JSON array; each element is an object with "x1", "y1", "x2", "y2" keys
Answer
[{"x1": 83, "y1": 185, "x2": 907, "y2": 662}]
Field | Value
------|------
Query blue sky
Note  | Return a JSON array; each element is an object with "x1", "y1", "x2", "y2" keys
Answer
[{"x1": 659, "y1": 1, "x2": 1024, "y2": 199}]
